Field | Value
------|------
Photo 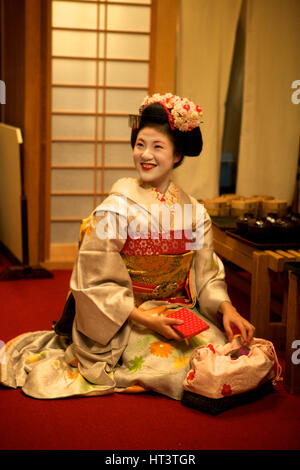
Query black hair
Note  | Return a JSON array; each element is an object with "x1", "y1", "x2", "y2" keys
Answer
[{"x1": 130, "y1": 103, "x2": 203, "y2": 169}]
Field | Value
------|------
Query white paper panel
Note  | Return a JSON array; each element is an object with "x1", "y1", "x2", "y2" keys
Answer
[
  {"x1": 103, "y1": 142, "x2": 133, "y2": 166},
  {"x1": 51, "y1": 168, "x2": 95, "y2": 191},
  {"x1": 52, "y1": 87, "x2": 97, "y2": 112},
  {"x1": 52, "y1": 142, "x2": 97, "y2": 166},
  {"x1": 53, "y1": 30, "x2": 97, "y2": 57},
  {"x1": 52, "y1": 1, "x2": 97, "y2": 29},
  {"x1": 103, "y1": 116, "x2": 130, "y2": 140},
  {"x1": 105, "y1": 88, "x2": 146, "y2": 113},
  {"x1": 106, "y1": 33, "x2": 150, "y2": 60},
  {"x1": 51, "y1": 221, "x2": 81, "y2": 243},
  {"x1": 103, "y1": 168, "x2": 138, "y2": 192},
  {"x1": 51, "y1": 195, "x2": 95, "y2": 218},
  {"x1": 106, "y1": 61, "x2": 148, "y2": 87},
  {"x1": 52, "y1": 115, "x2": 100, "y2": 139},
  {"x1": 52, "y1": 59, "x2": 98, "y2": 85},
  {"x1": 107, "y1": 4, "x2": 150, "y2": 32}
]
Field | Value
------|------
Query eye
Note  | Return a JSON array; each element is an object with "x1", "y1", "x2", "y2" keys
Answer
[
  {"x1": 136, "y1": 142, "x2": 144, "y2": 148},
  {"x1": 154, "y1": 144, "x2": 163, "y2": 149}
]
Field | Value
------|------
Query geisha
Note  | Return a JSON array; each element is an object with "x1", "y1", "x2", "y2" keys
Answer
[{"x1": 0, "y1": 93, "x2": 255, "y2": 400}]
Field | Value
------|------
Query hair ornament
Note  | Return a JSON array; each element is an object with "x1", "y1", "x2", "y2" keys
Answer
[{"x1": 138, "y1": 93, "x2": 203, "y2": 132}]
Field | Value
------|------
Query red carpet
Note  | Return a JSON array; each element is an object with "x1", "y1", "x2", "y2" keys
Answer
[{"x1": 0, "y1": 254, "x2": 300, "y2": 451}]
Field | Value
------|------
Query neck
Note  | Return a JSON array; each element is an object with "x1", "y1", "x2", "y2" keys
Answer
[{"x1": 157, "y1": 181, "x2": 170, "y2": 194}]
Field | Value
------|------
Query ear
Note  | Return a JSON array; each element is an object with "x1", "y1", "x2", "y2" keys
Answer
[{"x1": 173, "y1": 153, "x2": 182, "y2": 164}]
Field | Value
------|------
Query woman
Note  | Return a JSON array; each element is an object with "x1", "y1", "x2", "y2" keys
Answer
[{"x1": 1, "y1": 93, "x2": 255, "y2": 400}]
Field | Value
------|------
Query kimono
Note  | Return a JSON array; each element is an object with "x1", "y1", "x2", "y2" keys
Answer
[{"x1": 0, "y1": 178, "x2": 231, "y2": 400}]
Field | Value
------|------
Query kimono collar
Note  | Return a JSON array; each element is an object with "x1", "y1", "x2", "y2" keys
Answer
[
  {"x1": 139, "y1": 180, "x2": 180, "y2": 206},
  {"x1": 108, "y1": 177, "x2": 192, "y2": 213}
]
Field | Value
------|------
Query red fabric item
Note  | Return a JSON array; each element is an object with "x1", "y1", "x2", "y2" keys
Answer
[{"x1": 166, "y1": 308, "x2": 209, "y2": 338}]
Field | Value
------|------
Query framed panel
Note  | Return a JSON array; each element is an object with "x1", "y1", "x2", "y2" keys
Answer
[
  {"x1": 52, "y1": 30, "x2": 97, "y2": 57},
  {"x1": 52, "y1": 86, "x2": 97, "y2": 112},
  {"x1": 106, "y1": 4, "x2": 151, "y2": 32},
  {"x1": 51, "y1": 194, "x2": 95, "y2": 218},
  {"x1": 52, "y1": 142, "x2": 97, "y2": 165},
  {"x1": 51, "y1": 168, "x2": 95, "y2": 191},
  {"x1": 52, "y1": 1, "x2": 98, "y2": 29},
  {"x1": 105, "y1": 60, "x2": 149, "y2": 87},
  {"x1": 104, "y1": 116, "x2": 131, "y2": 140},
  {"x1": 102, "y1": 142, "x2": 134, "y2": 167},
  {"x1": 52, "y1": 58, "x2": 98, "y2": 85},
  {"x1": 106, "y1": 33, "x2": 150, "y2": 60},
  {"x1": 105, "y1": 88, "x2": 148, "y2": 113},
  {"x1": 52, "y1": 115, "x2": 100, "y2": 139},
  {"x1": 51, "y1": 221, "x2": 82, "y2": 243}
]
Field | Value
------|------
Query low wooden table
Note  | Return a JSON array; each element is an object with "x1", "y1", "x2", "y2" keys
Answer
[
  {"x1": 212, "y1": 223, "x2": 300, "y2": 394},
  {"x1": 212, "y1": 224, "x2": 300, "y2": 340}
]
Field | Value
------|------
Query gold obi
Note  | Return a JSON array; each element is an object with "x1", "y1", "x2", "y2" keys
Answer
[{"x1": 121, "y1": 251, "x2": 194, "y2": 304}]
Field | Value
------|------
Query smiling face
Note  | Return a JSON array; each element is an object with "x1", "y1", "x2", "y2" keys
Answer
[{"x1": 133, "y1": 127, "x2": 181, "y2": 193}]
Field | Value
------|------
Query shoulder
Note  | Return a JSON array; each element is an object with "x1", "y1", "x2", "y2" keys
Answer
[{"x1": 109, "y1": 177, "x2": 139, "y2": 196}]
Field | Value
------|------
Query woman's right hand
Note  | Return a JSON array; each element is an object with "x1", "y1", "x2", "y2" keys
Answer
[{"x1": 129, "y1": 306, "x2": 184, "y2": 341}]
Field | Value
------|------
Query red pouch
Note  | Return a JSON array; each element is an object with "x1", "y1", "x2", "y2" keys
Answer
[{"x1": 166, "y1": 308, "x2": 210, "y2": 339}]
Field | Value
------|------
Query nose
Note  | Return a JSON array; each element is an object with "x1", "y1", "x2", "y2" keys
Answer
[{"x1": 141, "y1": 147, "x2": 153, "y2": 160}]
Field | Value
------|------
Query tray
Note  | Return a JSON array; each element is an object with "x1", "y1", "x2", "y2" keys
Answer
[
  {"x1": 226, "y1": 229, "x2": 300, "y2": 250},
  {"x1": 211, "y1": 216, "x2": 237, "y2": 230}
]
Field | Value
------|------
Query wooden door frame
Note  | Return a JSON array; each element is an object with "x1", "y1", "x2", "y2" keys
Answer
[{"x1": 1, "y1": 0, "x2": 52, "y2": 267}]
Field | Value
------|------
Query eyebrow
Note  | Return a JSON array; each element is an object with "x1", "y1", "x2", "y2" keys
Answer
[{"x1": 137, "y1": 137, "x2": 166, "y2": 144}]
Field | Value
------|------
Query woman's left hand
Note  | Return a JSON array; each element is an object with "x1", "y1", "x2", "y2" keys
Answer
[{"x1": 219, "y1": 301, "x2": 255, "y2": 344}]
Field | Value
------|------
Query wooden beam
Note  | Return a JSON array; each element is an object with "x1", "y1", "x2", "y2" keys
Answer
[{"x1": 149, "y1": 0, "x2": 178, "y2": 94}]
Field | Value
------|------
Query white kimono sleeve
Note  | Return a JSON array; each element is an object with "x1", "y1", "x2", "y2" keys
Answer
[
  {"x1": 193, "y1": 207, "x2": 231, "y2": 323},
  {"x1": 70, "y1": 210, "x2": 135, "y2": 346}
]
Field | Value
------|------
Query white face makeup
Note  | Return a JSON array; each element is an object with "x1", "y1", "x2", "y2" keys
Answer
[{"x1": 133, "y1": 127, "x2": 180, "y2": 193}]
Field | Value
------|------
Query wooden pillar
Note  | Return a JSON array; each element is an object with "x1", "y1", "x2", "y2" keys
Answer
[
  {"x1": 1, "y1": 0, "x2": 50, "y2": 265},
  {"x1": 250, "y1": 251, "x2": 271, "y2": 338},
  {"x1": 149, "y1": 0, "x2": 178, "y2": 94}
]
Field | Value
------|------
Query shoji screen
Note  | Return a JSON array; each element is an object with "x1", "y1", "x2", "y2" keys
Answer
[{"x1": 51, "y1": 0, "x2": 151, "y2": 246}]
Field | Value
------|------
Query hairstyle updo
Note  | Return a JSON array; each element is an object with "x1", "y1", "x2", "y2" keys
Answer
[{"x1": 130, "y1": 103, "x2": 203, "y2": 169}]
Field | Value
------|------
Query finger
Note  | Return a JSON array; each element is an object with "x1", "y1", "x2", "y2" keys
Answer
[
  {"x1": 163, "y1": 326, "x2": 182, "y2": 341},
  {"x1": 246, "y1": 324, "x2": 255, "y2": 342},
  {"x1": 239, "y1": 324, "x2": 249, "y2": 344},
  {"x1": 222, "y1": 317, "x2": 233, "y2": 341},
  {"x1": 168, "y1": 328, "x2": 184, "y2": 342},
  {"x1": 240, "y1": 320, "x2": 255, "y2": 343},
  {"x1": 165, "y1": 317, "x2": 184, "y2": 325}
]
